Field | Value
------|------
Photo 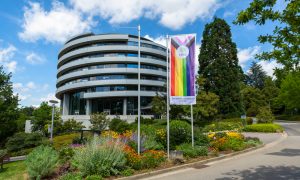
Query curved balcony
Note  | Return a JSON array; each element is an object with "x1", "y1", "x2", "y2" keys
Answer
[
  {"x1": 56, "y1": 79, "x2": 165, "y2": 98},
  {"x1": 56, "y1": 68, "x2": 167, "y2": 87},
  {"x1": 58, "y1": 45, "x2": 166, "y2": 67},
  {"x1": 83, "y1": 90, "x2": 160, "y2": 99},
  {"x1": 57, "y1": 57, "x2": 167, "y2": 77}
]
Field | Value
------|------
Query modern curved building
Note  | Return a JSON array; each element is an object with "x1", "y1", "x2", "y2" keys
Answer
[{"x1": 56, "y1": 33, "x2": 167, "y2": 126}]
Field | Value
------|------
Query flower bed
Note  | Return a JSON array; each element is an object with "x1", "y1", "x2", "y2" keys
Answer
[{"x1": 20, "y1": 128, "x2": 261, "y2": 179}]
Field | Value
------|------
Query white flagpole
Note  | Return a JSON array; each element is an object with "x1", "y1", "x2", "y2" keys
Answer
[
  {"x1": 191, "y1": 104, "x2": 194, "y2": 147},
  {"x1": 166, "y1": 35, "x2": 170, "y2": 159},
  {"x1": 137, "y1": 25, "x2": 141, "y2": 155}
]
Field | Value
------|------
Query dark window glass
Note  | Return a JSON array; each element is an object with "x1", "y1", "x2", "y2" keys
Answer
[{"x1": 69, "y1": 91, "x2": 86, "y2": 115}]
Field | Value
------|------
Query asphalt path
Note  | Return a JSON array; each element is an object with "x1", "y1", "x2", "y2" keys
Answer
[{"x1": 142, "y1": 122, "x2": 300, "y2": 180}]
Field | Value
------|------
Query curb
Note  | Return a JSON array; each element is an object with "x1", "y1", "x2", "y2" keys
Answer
[{"x1": 118, "y1": 132, "x2": 288, "y2": 180}]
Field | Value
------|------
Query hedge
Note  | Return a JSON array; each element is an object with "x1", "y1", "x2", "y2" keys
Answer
[{"x1": 243, "y1": 124, "x2": 284, "y2": 133}]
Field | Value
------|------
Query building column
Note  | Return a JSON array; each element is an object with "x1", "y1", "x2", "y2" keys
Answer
[
  {"x1": 123, "y1": 98, "x2": 127, "y2": 115},
  {"x1": 86, "y1": 99, "x2": 92, "y2": 115},
  {"x1": 62, "y1": 94, "x2": 69, "y2": 115}
]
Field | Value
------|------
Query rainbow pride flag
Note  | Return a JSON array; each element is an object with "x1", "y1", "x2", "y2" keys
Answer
[{"x1": 170, "y1": 34, "x2": 196, "y2": 105}]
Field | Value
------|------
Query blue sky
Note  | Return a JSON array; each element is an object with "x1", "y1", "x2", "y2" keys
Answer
[{"x1": 0, "y1": 0, "x2": 283, "y2": 107}]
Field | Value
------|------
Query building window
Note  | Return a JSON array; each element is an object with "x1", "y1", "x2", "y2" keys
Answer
[{"x1": 69, "y1": 91, "x2": 86, "y2": 115}]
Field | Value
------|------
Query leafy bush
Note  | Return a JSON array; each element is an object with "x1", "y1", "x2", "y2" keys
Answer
[
  {"x1": 25, "y1": 146, "x2": 59, "y2": 180},
  {"x1": 53, "y1": 133, "x2": 80, "y2": 149},
  {"x1": 155, "y1": 128, "x2": 167, "y2": 148},
  {"x1": 123, "y1": 145, "x2": 165, "y2": 170},
  {"x1": 243, "y1": 124, "x2": 283, "y2": 133},
  {"x1": 135, "y1": 116, "x2": 155, "y2": 124},
  {"x1": 246, "y1": 117, "x2": 253, "y2": 125},
  {"x1": 59, "y1": 173, "x2": 82, "y2": 180},
  {"x1": 176, "y1": 143, "x2": 208, "y2": 158},
  {"x1": 244, "y1": 137, "x2": 262, "y2": 147},
  {"x1": 90, "y1": 112, "x2": 110, "y2": 131},
  {"x1": 109, "y1": 118, "x2": 131, "y2": 133},
  {"x1": 0, "y1": 149, "x2": 7, "y2": 158},
  {"x1": 72, "y1": 136, "x2": 87, "y2": 144},
  {"x1": 120, "y1": 168, "x2": 134, "y2": 176},
  {"x1": 141, "y1": 150, "x2": 166, "y2": 169},
  {"x1": 5, "y1": 132, "x2": 47, "y2": 154},
  {"x1": 257, "y1": 107, "x2": 275, "y2": 123},
  {"x1": 59, "y1": 146, "x2": 75, "y2": 162},
  {"x1": 60, "y1": 119, "x2": 84, "y2": 133},
  {"x1": 72, "y1": 137, "x2": 126, "y2": 177},
  {"x1": 169, "y1": 120, "x2": 191, "y2": 149},
  {"x1": 86, "y1": 175, "x2": 103, "y2": 180},
  {"x1": 202, "y1": 122, "x2": 243, "y2": 132},
  {"x1": 194, "y1": 128, "x2": 209, "y2": 146},
  {"x1": 144, "y1": 136, "x2": 164, "y2": 150}
]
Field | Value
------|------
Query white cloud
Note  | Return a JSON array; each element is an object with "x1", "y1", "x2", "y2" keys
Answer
[
  {"x1": 0, "y1": 44, "x2": 18, "y2": 73},
  {"x1": 40, "y1": 93, "x2": 60, "y2": 104},
  {"x1": 19, "y1": 1, "x2": 94, "y2": 43},
  {"x1": 71, "y1": 0, "x2": 221, "y2": 30},
  {"x1": 26, "y1": 52, "x2": 45, "y2": 64},
  {"x1": 144, "y1": 35, "x2": 166, "y2": 46},
  {"x1": 26, "y1": 81, "x2": 37, "y2": 89},
  {"x1": 237, "y1": 46, "x2": 260, "y2": 68},
  {"x1": 223, "y1": 11, "x2": 234, "y2": 18},
  {"x1": 257, "y1": 60, "x2": 283, "y2": 77}
]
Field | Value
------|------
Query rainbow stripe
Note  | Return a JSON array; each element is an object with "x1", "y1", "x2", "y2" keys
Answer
[{"x1": 170, "y1": 35, "x2": 196, "y2": 97}]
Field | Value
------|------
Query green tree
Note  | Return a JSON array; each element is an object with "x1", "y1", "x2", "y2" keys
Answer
[
  {"x1": 262, "y1": 77, "x2": 282, "y2": 112},
  {"x1": 246, "y1": 62, "x2": 268, "y2": 89},
  {"x1": 16, "y1": 106, "x2": 35, "y2": 132},
  {"x1": 198, "y1": 17, "x2": 243, "y2": 117},
  {"x1": 32, "y1": 102, "x2": 60, "y2": 134},
  {"x1": 192, "y1": 92, "x2": 219, "y2": 121},
  {"x1": 90, "y1": 112, "x2": 110, "y2": 132},
  {"x1": 234, "y1": 0, "x2": 299, "y2": 71},
  {"x1": 61, "y1": 119, "x2": 84, "y2": 133},
  {"x1": 279, "y1": 70, "x2": 300, "y2": 110},
  {"x1": 241, "y1": 85, "x2": 267, "y2": 116},
  {"x1": 151, "y1": 92, "x2": 166, "y2": 118},
  {"x1": 0, "y1": 66, "x2": 19, "y2": 146}
]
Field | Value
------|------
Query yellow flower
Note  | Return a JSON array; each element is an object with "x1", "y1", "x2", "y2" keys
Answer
[
  {"x1": 208, "y1": 133, "x2": 215, "y2": 139},
  {"x1": 226, "y1": 131, "x2": 243, "y2": 139}
]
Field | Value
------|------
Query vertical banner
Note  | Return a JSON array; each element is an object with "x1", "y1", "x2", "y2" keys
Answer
[{"x1": 170, "y1": 34, "x2": 196, "y2": 105}]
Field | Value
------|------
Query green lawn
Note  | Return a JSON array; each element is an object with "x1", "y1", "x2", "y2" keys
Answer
[{"x1": 0, "y1": 161, "x2": 27, "y2": 180}]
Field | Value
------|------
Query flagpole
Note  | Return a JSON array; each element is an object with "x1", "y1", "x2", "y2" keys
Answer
[
  {"x1": 137, "y1": 24, "x2": 141, "y2": 155},
  {"x1": 191, "y1": 104, "x2": 194, "y2": 147},
  {"x1": 166, "y1": 34, "x2": 170, "y2": 159}
]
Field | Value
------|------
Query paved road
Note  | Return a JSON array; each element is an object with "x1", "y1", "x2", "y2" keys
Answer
[{"x1": 143, "y1": 122, "x2": 300, "y2": 180}]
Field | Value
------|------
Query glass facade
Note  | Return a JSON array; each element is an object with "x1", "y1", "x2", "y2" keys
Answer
[
  {"x1": 92, "y1": 98, "x2": 123, "y2": 115},
  {"x1": 69, "y1": 91, "x2": 86, "y2": 115}
]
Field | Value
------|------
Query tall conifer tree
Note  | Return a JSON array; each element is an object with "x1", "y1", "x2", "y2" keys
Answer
[{"x1": 198, "y1": 18, "x2": 243, "y2": 117}]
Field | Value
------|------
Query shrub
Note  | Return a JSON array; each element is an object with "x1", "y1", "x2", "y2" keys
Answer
[
  {"x1": 109, "y1": 118, "x2": 131, "y2": 133},
  {"x1": 243, "y1": 124, "x2": 283, "y2": 133},
  {"x1": 0, "y1": 149, "x2": 7, "y2": 158},
  {"x1": 72, "y1": 136, "x2": 87, "y2": 144},
  {"x1": 59, "y1": 146, "x2": 75, "y2": 162},
  {"x1": 120, "y1": 168, "x2": 134, "y2": 176},
  {"x1": 155, "y1": 128, "x2": 167, "y2": 148},
  {"x1": 275, "y1": 115, "x2": 300, "y2": 121},
  {"x1": 194, "y1": 128, "x2": 209, "y2": 146},
  {"x1": 176, "y1": 143, "x2": 208, "y2": 158},
  {"x1": 61, "y1": 119, "x2": 84, "y2": 133},
  {"x1": 202, "y1": 122, "x2": 243, "y2": 132},
  {"x1": 257, "y1": 107, "x2": 275, "y2": 123},
  {"x1": 244, "y1": 137, "x2": 262, "y2": 147},
  {"x1": 90, "y1": 112, "x2": 110, "y2": 132},
  {"x1": 53, "y1": 133, "x2": 80, "y2": 149},
  {"x1": 246, "y1": 117, "x2": 253, "y2": 125},
  {"x1": 135, "y1": 117, "x2": 155, "y2": 124},
  {"x1": 59, "y1": 173, "x2": 82, "y2": 180},
  {"x1": 169, "y1": 120, "x2": 191, "y2": 149},
  {"x1": 123, "y1": 145, "x2": 165, "y2": 170},
  {"x1": 5, "y1": 132, "x2": 47, "y2": 153},
  {"x1": 72, "y1": 137, "x2": 126, "y2": 177},
  {"x1": 86, "y1": 175, "x2": 103, "y2": 180},
  {"x1": 144, "y1": 136, "x2": 164, "y2": 150},
  {"x1": 141, "y1": 150, "x2": 166, "y2": 169},
  {"x1": 25, "y1": 146, "x2": 59, "y2": 180}
]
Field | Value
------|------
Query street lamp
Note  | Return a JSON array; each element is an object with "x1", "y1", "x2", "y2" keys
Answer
[{"x1": 49, "y1": 100, "x2": 58, "y2": 142}]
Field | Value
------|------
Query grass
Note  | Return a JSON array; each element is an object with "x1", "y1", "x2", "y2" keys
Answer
[{"x1": 0, "y1": 161, "x2": 27, "y2": 180}]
